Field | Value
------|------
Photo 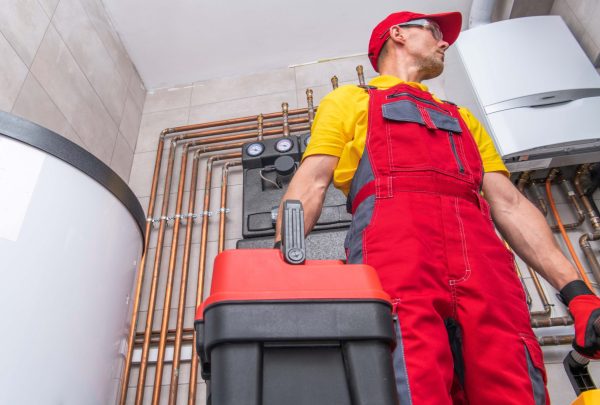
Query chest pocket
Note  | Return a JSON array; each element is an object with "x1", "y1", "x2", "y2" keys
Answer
[{"x1": 382, "y1": 99, "x2": 473, "y2": 181}]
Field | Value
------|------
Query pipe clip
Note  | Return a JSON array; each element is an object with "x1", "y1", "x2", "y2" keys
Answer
[
  {"x1": 202, "y1": 211, "x2": 213, "y2": 217},
  {"x1": 219, "y1": 208, "x2": 231, "y2": 214}
]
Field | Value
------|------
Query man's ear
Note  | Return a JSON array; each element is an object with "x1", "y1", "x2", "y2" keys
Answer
[{"x1": 389, "y1": 26, "x2": 406, "y2": 45}]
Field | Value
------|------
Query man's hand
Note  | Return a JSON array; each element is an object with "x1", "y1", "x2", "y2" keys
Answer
[{"x1": 560, "y1": 280, "x2": 600, "y2": 359}]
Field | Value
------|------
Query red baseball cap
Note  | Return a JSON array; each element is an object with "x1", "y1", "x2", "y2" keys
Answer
[{"x1": 368, "y1": 11, "x2": 462, "y2": 72}]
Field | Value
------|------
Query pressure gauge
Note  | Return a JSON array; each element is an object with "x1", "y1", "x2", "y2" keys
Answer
[
  {"x1": 246, "y1": 142, "x2": 265, "y2": 157},
  {"x1": 304, "y1": 135, "x2": 311, "y2": 146},
  {"x1": 275, "y1": 138, "x2": 294, "y2": 153}
]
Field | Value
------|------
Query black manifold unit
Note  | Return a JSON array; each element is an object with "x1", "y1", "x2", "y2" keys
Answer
[{"x1": 240, "y1": 133, "x2": 351, "y2": 239}]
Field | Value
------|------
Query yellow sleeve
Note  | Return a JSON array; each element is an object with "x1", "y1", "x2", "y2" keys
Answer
[
  {"x1": 458, "y1": 107, "x2": 509, "y2": 177},
  {"x1": 302, "y1": 86, "x2": 362, "y2": 160}
]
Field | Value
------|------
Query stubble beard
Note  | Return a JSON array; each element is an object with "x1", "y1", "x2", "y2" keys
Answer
[{"x1": 419, "y1": 54, "x2": 444, "y2": 80}]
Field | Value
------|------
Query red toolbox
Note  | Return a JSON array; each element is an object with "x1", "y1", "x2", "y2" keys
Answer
[{"x1": 195, "y1": 201, "x2": 398, "y2": 405}]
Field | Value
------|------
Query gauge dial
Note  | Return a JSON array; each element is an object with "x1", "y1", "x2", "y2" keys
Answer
[
  {"x1": 246, "y1": 142, "x2": 265, "y2": 157},
  {"x1": 304, "y1": 135, "x2": 311, "y2": 146},
  {"x1": 275, "y1": 138, "x2": 294, "y2": 153}
]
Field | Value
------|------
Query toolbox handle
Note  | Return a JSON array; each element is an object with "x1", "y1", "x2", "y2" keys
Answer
[{"x1": 281, "y1": 200, "x2": 306, "y2": 265}]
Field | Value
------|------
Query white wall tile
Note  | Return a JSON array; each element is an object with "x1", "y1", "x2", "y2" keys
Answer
[
  {"x1": 111, "y1": 132, "x2": 135, "y2": 182},
  {"x1": 191, "y1": 68, "x2": 296, "y2": 106},
  {"x1": 11, "y1": 72, "x2": 70, "y2": 136},
  {"x1": 0, "y1": 33, "x2": 29, "y2": 112},
  {"x1": 31, "y1": 25, "x2": 118, "y2": 164},
  {"x1": 52, "y1": 0, "x2": 128, "y2": 124},
  {"x1": 120, "y1": 94, "x2": 142, "y2": 151},
  {"x1": 294, "y1": 54, "x2": 374, "y2": 90},
  {"x1": 37, "y1": 0, "x2": 60, "y2": 18},
  {"x1": 144, "y1": 86, "x2": 193, "y2": 114},
  {"x1": 551, "y1": 0, "x2": 585, "y2": 38},
  {"x1": 0, "y1": 0, "x2": 50, "y2": 66}
]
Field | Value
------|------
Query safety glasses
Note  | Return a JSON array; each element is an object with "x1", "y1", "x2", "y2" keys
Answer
[{"x1": 397, "y1": 19, "x2": 444, "y2": 41}]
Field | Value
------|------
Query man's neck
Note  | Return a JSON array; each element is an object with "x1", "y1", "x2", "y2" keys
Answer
[{"x1": 378, "y1": 64, "x2": 424, "y2": 83}]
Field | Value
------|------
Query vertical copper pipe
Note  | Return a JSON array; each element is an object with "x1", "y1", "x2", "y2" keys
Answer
[
  {"x1": 331, "y1": 75, "x2": 339, "y2": 89},
  {"x1": 356, "y1": 65, "x2": 365, "y2": 86},
  {"x1": 526, "y1": 265, "x2": 552, "y2": 317},
  {"x1": 219, "y1": 161, "x2": 242, "y2": 253},
  {"x1": 559, "y1": 178, "x2": 585, "y2": 224},
  {"x1": 530, "y1": 181, "x2": 548, "y2": 216},
  {"x1": 188, "y1": 151, "x2": 245, "y2": 405},
  {"x1": 545, "y1": 171, "x2": 595, "y2": 291},
  {"x1": 135, "y1": 139, "x2": 179, "y2": 405},
  {"x1": 282, "y1": 102, "x2": 290, "y2": 137},
  {"x1": 579, "y1": 234, "x2": 600, "y2": 285},
  {"x1": 516, "y1": 171, "x2": 530, "y2": 193},
  {"x1": 574, "y1": 164, "x2": 600, "y2": 232},
  {"x1": 151, "y1": 143, "x2": 192, "y2": 404},
  {"x1": 306, "y1": 89, "x2": 315, "y2": 125},
  {"x1": 119, "y1": 136, "x2": 165, "y2": 405},
  {"x1": 257, "y1": 114, "x2": 264, "y2": 141},
  {"x1": 168, "y1": 154, "x2": 200, "y2": 405}
]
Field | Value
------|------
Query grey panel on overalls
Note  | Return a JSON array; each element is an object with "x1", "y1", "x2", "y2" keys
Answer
[{"x1": 344, "y1": 151, "x2": 375, "y2": 264}]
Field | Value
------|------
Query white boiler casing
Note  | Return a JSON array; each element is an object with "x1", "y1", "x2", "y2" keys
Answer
[
  {"x1": 444, "y1": 16, "x2": 600, "y2": 172},
  {"x1": 0, "y1": 113, "x2": 144, "y2": 405}
]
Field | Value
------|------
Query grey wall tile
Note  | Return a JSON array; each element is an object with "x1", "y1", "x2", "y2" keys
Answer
[
  {"x1": 144, "y1": 86, "x2": 193, "y2": 114},
  {"x1": 31, "y1": 25, "x2": 118, "y2": 164},
  {"x1": 136, "y1": 108, "x2": 189, "y2": 153},
  {"x1": 0, "y1": 32, "x2": 29, "y2": 112},
  {"x1": 188, "y1": 91, "x2": 297, "y2": 124},
  {"x1": 0, "y1": 0, "x2": 50, "y2": 66},
  {"x1": 11, "y1": 72, "x2": 70, "y2": 136},
  {"x1": 111, "y1": 132, "x2": 135, "y2": 182},
  {"x1": 551, "y1": 0, "x2": 585, "y2": 38},
  {"x1": 294, "y1": 54, "x2": 374, "y2": 90},
  {"x1": 37, "y1": 0, "x2": 60, "y2": 17},
  {"x1": 191, "y1": 68, "x2": 296, "y2": 106},
  {"x1": 52, "y1": 0, "x2": 128, "y2": 124},
  {"x1": 129, "y1": 70, "x2": 147, "y2": 112},
  {"x1": 120, "y1": 94, "x2": 142, "y2": 151},
  {"x1": 79, "y1": 0, "x2": 134, "y2": 82}
]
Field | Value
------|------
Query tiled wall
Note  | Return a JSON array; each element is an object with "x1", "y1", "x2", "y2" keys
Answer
[
  {"x1": 551, "y1": 0, "x2": 600, "y2": 70},
  {"x1": 0, "y1": 0, "x2": 145, "y2": 182}
]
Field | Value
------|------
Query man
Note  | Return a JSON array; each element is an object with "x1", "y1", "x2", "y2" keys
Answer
[{"x1": 276, "y1": 11, "x2": 600, "y2": 404}]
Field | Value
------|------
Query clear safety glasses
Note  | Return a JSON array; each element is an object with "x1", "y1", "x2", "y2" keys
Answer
[{"x1": 397, "y1": 19, "x2": 444, "y2": 42}]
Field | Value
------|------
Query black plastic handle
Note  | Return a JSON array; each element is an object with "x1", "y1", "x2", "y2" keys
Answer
[{"x1": 281, "y1": 200, "x2": 306, "y2": 265}]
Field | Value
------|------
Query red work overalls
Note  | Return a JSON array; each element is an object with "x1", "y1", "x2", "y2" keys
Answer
[{"x1": 344, "y1": 83, "x2": 549, "y2": 404}]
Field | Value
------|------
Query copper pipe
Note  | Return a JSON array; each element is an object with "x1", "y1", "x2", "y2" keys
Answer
[
  {"x1": 531, "y1": 316, "x2": 572, "y2": 328},
  {"x1": 168, "y1": 154, "x2": 200, "y2": 405},
  {"x1": 331, "y1": 75, "x2": 339, "y2": 89},
  {"x1": 135, "y1": 334, "x2": 193, "y2": 346},
  {"x1": 136, "y1": 328, "x2": 194, "y2": 338},
  {"x1": 530, "y1": 181, "x2": 548, "y2": 216},
  {"x1": 219, "y1": 161, "x2": 242, "y2": 253},
  {"x1": 538, "y1": 335, "x2": 574, "y2": 346},
  {"x1": 188, "y1": 151, "x2": 243, "y2": 405},
  {"x1": 151, "y1": 142, "x2": 195, "y2": 404},
  {"x1": 559, "y1": 177, "x2": 585, "y2": 225},
  {"x1": 135, "y1": 138, "x2": 178, "y2": 405},
  {"x1": 574, "y1": 164, "x2": 600, "y2": 232},
  {"x1": 178, "y1": 115, "x2": 309, "y2": 141},
  {"x1": 164, "y1": 107, "x2": 313, "y2": 135},
  {"x1": 579, "y1": 234, "x2": 600, "y2": 285},
  {"x1": 119, "y1": 136, "x2": 166, "y2": 405},
  {"x1": 257, "y1": 114, "x2": 264, "y2": 141},
  {"x1": 526, "y1": 265, "x2": 552, "y2": 317},
  {"x1": 356, "y1": 65, "x2": 365, "y2": 86},
  {"x1": 184, "y1": 125, "x2": 310, "y2": 150},
  {"x1": 516, "y1": 171, "x2": 531, "y2": 193},
  {"x1": 306, "y1": 89, "x2": 315, "y2": 125},
  {"x1": 545, "y1": 171, "x2": 595, "y2": 291},
  {"x1": 282, "y1": 102, "x2": 290, "y2": 137}
]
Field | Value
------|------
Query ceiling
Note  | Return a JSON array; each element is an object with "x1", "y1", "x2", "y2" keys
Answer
[{"x1": 101, "y1": 0, "x2": 474, "y2": 89}]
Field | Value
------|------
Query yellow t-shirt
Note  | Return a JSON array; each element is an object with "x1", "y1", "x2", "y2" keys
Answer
[{"x1": 303, "y1": 75, "x2": 508, "y2": 195}]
